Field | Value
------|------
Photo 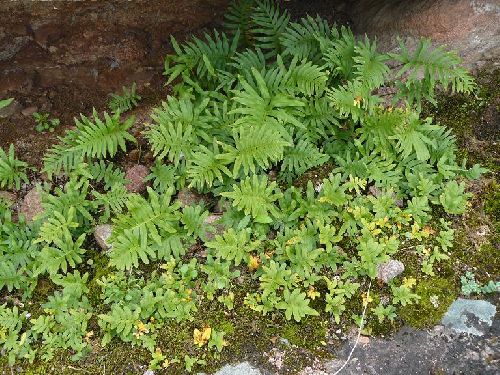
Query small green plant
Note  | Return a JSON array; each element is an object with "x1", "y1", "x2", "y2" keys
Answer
[
  {"x1": 0, "y1": 98, "x2": 14, "y2": 110},
  {"x1": 0, "y1": 144, "x2": 29, "y2": 190},
  {"x1": 460, "y1": 272, "x2": 500, "y2": 296},
  {"x1": 33, "y1": 112, "x2": 60, "y2": 133},
  {"x1": 108, "y1": 83, "x2": 141, "y2": 113}
]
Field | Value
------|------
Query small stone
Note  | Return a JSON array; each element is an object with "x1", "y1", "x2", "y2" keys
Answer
[
  {"x1": 19, "y1": 188, "x2": 43, "y2": 222},
  {"x1": 0, "y1": 191, "x2": 17, "y2": 207},
  {"x1": 125, "y1": 164, "x2": 149, "y2": 193},
  {"x1": 358, "y1": 335, "x2": 370, "y2": 345},
  {"x1": 21, "y1": 106, "x2": 38, "y2": 117},
  {"x1": 215, "y1": 362, "x2": 262, "y2": 375},
  {"x1": 177, "y1": 188, "x2": 205, "y2": 207},
  {"x1": 143, "y1": 370, "x2": 154, "y2": 375},
  {"x1": 441, "y1": 298, "x2": 496, "y2": 336},
  {"x1": 94, "y1": 224, "x2": 113, "y2": 251},
  {"x1": 376, "y1": 259, "x2": 405, "y2": 283},
  {"x1": 48, "y1": 46, "x2": 58, "y2": 53}
]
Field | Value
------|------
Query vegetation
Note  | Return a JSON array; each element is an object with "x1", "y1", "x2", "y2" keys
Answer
[
  {"x1": 0, "y1": 0, "x2": 496, "y2": 373},
  {"x1": 33, "y1": 112, "x2": 60, "y2": 133}
]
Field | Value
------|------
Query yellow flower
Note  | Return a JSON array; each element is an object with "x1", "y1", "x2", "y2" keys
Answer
[
  {"x1": 307, "y1": 286, "x2": 320, "y2": 300},
  {"x1": 193, "y1": 327, "x2": 211, "y2": 347},
  {"x1": 248, "y1": 255, "x2": 261, "y2": 272},
  {"x1": 362, "y1": 292, "x2": 373, "y2": 306}
]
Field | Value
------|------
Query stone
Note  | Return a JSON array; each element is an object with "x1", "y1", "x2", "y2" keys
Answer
[
  {"x1": 94, "y1": 224, "x2": 113, "y2": 251},
  {"x1": 0, "y1": 191, "x2": 16, "y2": 207},
  {"x1": 33, "y1": 24, "x2": 62, "y2": 47},
  {"x1": 21, "y1": 106, "x2": 38, "y2": 117},
  {"x1": 19, "y1": 188, "x2": 43, "y2": 222},
  {"x1": 441, "y1": 298, "x2": 496, "y2": 336},
  {"x1": 0, "y1": 99, "x2": 21, "y2": 118},
  {"x1": 177, "y1": 188, "x2": 205, "y2": 207},
  {"x1": 376, "y1": 259, "x2": 405, "y2": 283},
  {"x1": 214, "y1": 362, "x2": 262, "y2": 375},
  {"x1": 143, "y1": 370, "x2": 154, "y2": 375},
  {"x1": 124, "y1": 164, "x2": 149, "y2": 193}
]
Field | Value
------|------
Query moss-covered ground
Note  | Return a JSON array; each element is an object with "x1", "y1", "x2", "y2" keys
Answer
[{"x1": 1, "y1": 70, "x2": 498, "y2": 375}]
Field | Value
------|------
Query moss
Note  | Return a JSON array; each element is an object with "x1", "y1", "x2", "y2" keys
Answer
[{"x1": 399, "y1": 277, "x2": 457, "y2": 328}]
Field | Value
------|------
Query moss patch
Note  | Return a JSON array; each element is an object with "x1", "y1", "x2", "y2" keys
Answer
[{"x1": 399, "y1": 277, "x2": 457, "y2": 328}]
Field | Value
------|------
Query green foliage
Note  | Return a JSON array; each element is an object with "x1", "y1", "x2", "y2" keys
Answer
[
  {"x1": 43, "y1": 109, "x2": 136, "y2": 178},
  {"x1": 0, "y1": 97, "x2": 14, "y2": 109},
  {"x1": 0, "y1": 2, "x2": 486, "y2": 371},
  {"x1": 461, "y1": 272, "x2": 500, "y2": 296},
  {"x1": 108, "y1": 83, "x2": 141, "y2": 113},
  {"x1": 0, "y1": 144, "x2": 29, "y2": 190},
  {"x1": 33, "y1": 112, "x2": 60, "y2": 133}
]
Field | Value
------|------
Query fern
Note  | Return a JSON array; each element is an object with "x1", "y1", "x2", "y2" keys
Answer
[
  {"x1": 187, "y1": 141, "x2": 231, "y2": 190},
  {"x1": 251, "y1": 0, "x2": 290, "y2": 57},
  {"x1": 224, "y1": 0, "x2": 256, "y2": 44},
  {"x1": 222, "y1": 175, "x2": 282, "y2": 223},
  {"x1": 108, "y1": 83, "x2": 141, "y2": 113},
  {"x1": 280, "y1": 139, "x2": 329, "y2": 181},
  {"x1": 43, "y1": 110, "x2": 136, "y2": 177},
  {"x1": 0, "y1": 144, "x2": 29, "y2": 190},
  {"x1": 353, "y1": 38, "x2": 390, "y2": 89},
  {"x1": 205, "y1": 228, "x2": 260, "y2": 265}
]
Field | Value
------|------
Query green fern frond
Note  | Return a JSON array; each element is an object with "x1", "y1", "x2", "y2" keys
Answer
[
  {"x1": 146, "y1": 121, "x2": 195, "y2": 165},
  {"x1": 89, "y1": 160, "x2": 129, "y2": 190},
  {"x1": 353, "y1": 38, "x2": 390, "y2": 89},
  {"x1": 187, "y1": 141, "x2": 232, "y2": 190},
  {"x1": 0, "y1": 144, "x2": 29, "y2": 190},
  {"x1": 205, "y1": 228, "x2": 260, "y2": 265},
  {"x1": 43, "y1": 110, "x2": 135, "y2": 178},
  {"x1": 109, "y1": 228, "x2": 157, "y2": 270},
  {"x1": 322, "y1": 26, "x2": 356, "y2": 81},
  {"x1": 145, "y1": 162, "x2": 182, "y2": 193},
  {"x1": 286, "y1": 57, "x2": 329, "y2": 96},
  {"x1": 108, "y1": 83, "x2": 141, "y2": 113},
  {"x1": 281, "y1": 15, "x2": 332, "y2": 63},
  {"x1": 280, "y1": 139, "x2": 329, "y2": 182},
  {"x1": 251, "y1": 0, "x2": 290, "y2": 57},
  {"x1": 224, "y1": 0, "x2": 257, "y2": 45},
  {"x1": 221, "y1": 175, "x2": 282, "y2": 223},
  {"x1": 93, "y1": 184, "x2": 131, "y2": 223}
]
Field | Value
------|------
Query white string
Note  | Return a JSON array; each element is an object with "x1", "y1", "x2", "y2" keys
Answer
[{"x1": 332, "y1": 280, "x2": 372, "y2": 375}]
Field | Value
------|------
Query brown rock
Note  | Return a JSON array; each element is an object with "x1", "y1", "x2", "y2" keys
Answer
[
  {"x1": 19, "y1": 188, "x2": 43, "y2": 222},
  {"x1": 94, "y1": 224, "x2": 113, "y2": 251},
  {"x1": 33, "y1": 24, "x2": 62, "y2": 47},
  {"x1": 125, "y1": 164, "x2": 149, "y2": 193}
]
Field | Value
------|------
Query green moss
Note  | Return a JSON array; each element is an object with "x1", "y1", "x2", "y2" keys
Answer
[{"x1": 399, "y1": 277, "x2": 457, "y2": 328}]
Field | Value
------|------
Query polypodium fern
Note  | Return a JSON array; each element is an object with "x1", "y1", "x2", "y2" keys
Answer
[
  {"x1": 108, "y1": 83, "x2": 141, "y2": 113},
  {"x1": 251, "y1": 0, "x2": 290, "y2": 57},
  {"x1": 43, "y1": 109, "x2": 136, "y2": 177},
  {"x1": 0, "y1": 144, "x2": 29, "y2": 190},
  {"x1": 221, "y1": 175, "x2": 282, "y2": 223}
]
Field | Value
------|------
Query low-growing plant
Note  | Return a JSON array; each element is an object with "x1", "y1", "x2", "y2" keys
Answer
[
  {"x1": 460, "y1": 271, "x2": 500, "y2": 296},
  {"x1": 0, "y1": 0, "x2": 489, "y2": 372},
  {"x1": 33, "y1": 112, "x2": 60, "y2": 133},
  {"x1": 108, "y1": 83, "x2": 141, "y2": 113}
]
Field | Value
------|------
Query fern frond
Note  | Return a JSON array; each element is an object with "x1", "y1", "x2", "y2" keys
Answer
[
  {"x1": 280, "y1": 139, "x2": 329, "y2": 181},
  {"x1": 43, "y1": 110, "x2": 135, "y2": 178},
  {"x1": 222, "y1": 126, "x2": 290, "y2": 177},
  {"x1": 108, "y1": 83, "x2": 141, "y2": 113},
  {"x1": 205, "y1": 228, "x2": 260, "y2": 265},
  {"x1": 0, "y1": 144, "x2": 29, "y2": 190},
  {"x1": 251, "y1": 0, "x2": 290, "y2": 57},
  {"x1": 224, "y1": 0, "x2": 256, "y2": 44},
  {"x1": 187, "y1": 141, "x2": 232, "y2": 190},
  {"x1": 89, "y1": 160, "x2": 128, "y2": 190},
  {"x1": 221, "y1": 175, "x2": 282, "y2": 223},
  {"x1": 322, "y1": 26, "x2": 356, "y2": 81},
  {"x1": 109, "y1": 228, "x2": 157, "y2": 270},
  {"x1": 145, "y1": 162, "x2": 182, "y2": 193},
  {"x1": 93, "y1": 183, "x2": 131, "y2": 223},
  {"x1": 353, "y1": 38, "x2": 390, "y2": 89},
  {"x1": 146, "y1": 121, "x2": 195, "y2": 165},
  {"x1": 281, "y1": 15, "x2": 332, "y2": 63}
]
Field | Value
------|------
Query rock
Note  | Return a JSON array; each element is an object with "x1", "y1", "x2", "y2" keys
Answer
[
  {"x1": 0, "y1": 99, "x2": 21, "y2": 118},
  {"x1": 441, "y1": 298, "x2": 496, "y2": 336},
  {"x1": 177, "y1": 188, "x2": 205, "y2": 207},
  {"x1": 125, "y1": 164, "x2": 149, "y2": 193},
  {"x1": 376, "y1": 259, "x2": 405, "y2": 283},
  {"x1": 21, "y1": 106, "x2": 38, "y2": 117},
  {"x1": 33, "y1": 24, "x2": 62, "y2": 47},
  {"x1": 94, "y1": 224, "x2": 113, "y2": 251},
  {"x1": 214, "y1": 362, "x2": 262, "y2": 375},
  {"x1": 0, "y1": 191, "x2": 16, "y2": 207},
  {"x1": 143, "y1": 370, "x2": 154, "y2": 375},
  {"x1": 203, "y1": 214, "x2": 225, "y2": 242},
  {"x1": 19, "y1": 188, "x2": 43, "y2": 222}
]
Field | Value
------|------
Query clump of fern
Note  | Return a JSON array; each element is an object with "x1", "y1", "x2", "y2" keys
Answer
[
  {"x1": 0, "y1": 144, "x2": 29, "y2": 190},
  {"x1": 108, "y1": 83, "x2": 141, "y2": 113}
]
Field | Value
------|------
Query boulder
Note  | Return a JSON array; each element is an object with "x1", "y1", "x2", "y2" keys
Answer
[
  {"x1": 94, "y1": 224, "x2": 113, "y2": 251},
  {"x1": 376, "y1": 259, "x2": 405, "y2": 283},
  {"x1": 124, "y1": 164, "x2": 149, "y2": 193},
  {"x1": 19, "y1": 188, "x2": 43, "y2": 222}
]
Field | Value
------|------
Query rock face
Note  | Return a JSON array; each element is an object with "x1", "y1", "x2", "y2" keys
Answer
[
  {"x1": 340, "y1": 0, "x2": 500, "y2": 69},
  {"x1": 125, "y1": 164, "x2": 149, "y2": 193},
  {"x1": 376, "y1": 259, "x2": 405, "y2": 283},
  {"x1": 19, "y1": 188, "x2": 43, "y2": 222},
  {"x1": 441, "y1": 298, "x2": 497, "y2": 336},
  {"x1": 94, "y1": 224, "x2": 113, "y2": 251}
]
